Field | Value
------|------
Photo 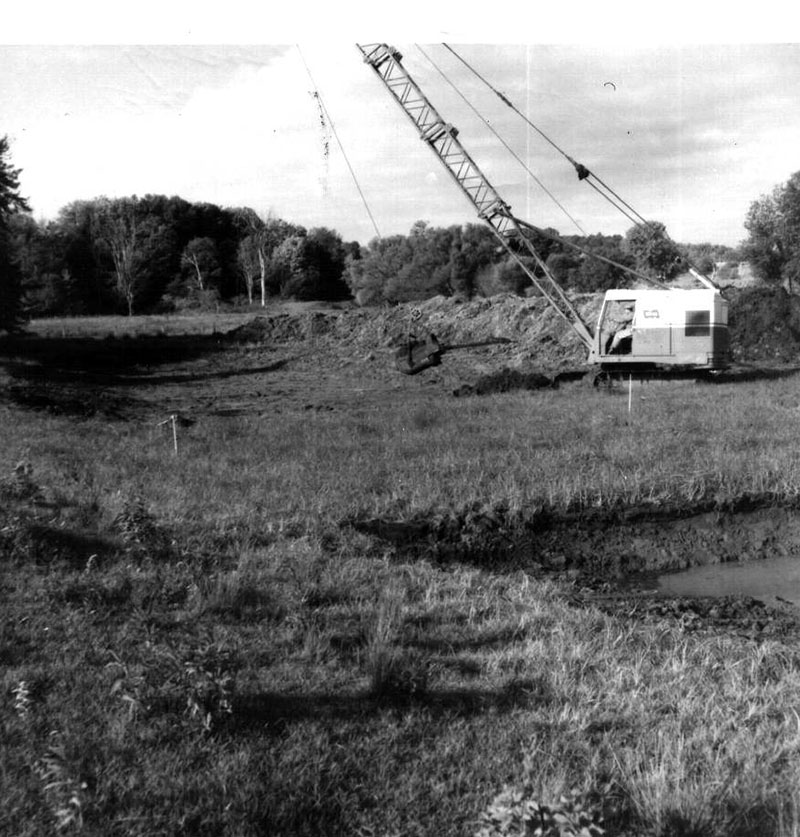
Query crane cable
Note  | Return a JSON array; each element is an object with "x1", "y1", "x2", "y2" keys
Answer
[
  {"x1": 442, "y1": 43, "x2": 717, "y2": 286},
  {"x1": 414, "y1": 44, "x2": 587, "y2": 237},
  {"x1": 295, "y1": 45, "x2": 382, "y2": 240},
  {"x1": 441, "y1": 43, "x2": 651, "y2": 230},
  {"x1": 416, "y1": 44, "x2": 663, "y2": 287},
  {"x1": 514, "y1": 219, "x2": 669, "y2": 289}
]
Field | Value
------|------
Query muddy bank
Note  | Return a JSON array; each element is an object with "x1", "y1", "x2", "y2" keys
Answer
[
  {"x1": 353, "y1": 497, "x2": 800, "y2": 577},
  {"x1": 353, "y1": 497, "x2": 800, "y2": 639}
]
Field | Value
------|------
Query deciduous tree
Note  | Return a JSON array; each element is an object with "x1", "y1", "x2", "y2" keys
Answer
[
  {"x1": 92, "y1": 197, "x2": 141, "y2": 315},
  {"x1": 624, "y1": 221, "x2": 683, "y2": 282},
  {"x1": 743, "y1": 185, "x2": 787, "y2": 286}
]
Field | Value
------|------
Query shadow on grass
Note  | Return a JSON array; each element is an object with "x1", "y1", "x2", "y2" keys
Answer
[
  {"x1": 229, "y1": 679, "x2": 544, "y2": 734},
  {"x1": 405, "y1": 625, "x2": 527, "y2": 652},
  {"x1": 0, "y1": 332, "x2": 224, "y2": 371},
  {"x1": 0, "y1": 332, "x2": 293, "y2": 418},
  {"x1": 2, "y1": 381, "x2": 138, "y2": 419},
  {"x1": 0, "y1": 513, "x2": 120, "y2": 567}
]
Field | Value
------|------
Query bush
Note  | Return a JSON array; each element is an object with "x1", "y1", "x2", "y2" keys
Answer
[{"x1": 477, "y1": 787, "x2": 605, "y2": 837}]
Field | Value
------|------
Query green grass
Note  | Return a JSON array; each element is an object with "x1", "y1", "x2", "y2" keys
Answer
[{"x1": 5, "y1": 347, "x2": 800, "y2": 834}]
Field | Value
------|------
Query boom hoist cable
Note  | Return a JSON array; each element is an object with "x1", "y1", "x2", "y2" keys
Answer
[
  {"x1": 442, "y1": 43, "x2": 717, "y2": 288},
  {"x1": 414, "y1": 44, "x2": 664, "y2": 289},
  {"x1": 357, "y1": 42, "x2": 594, "y2": 353},
  {"x1": 295, "y1": 45, "x2": 382, "y2": 240},
  {"x1": 414, "y1": 44, "x2": 588, "y2": 237},
  {"x1": 441, "y1": 43, "x2": 648, "y2": 228}
]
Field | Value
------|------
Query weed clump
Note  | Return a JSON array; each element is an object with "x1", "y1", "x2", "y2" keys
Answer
[
  {"x1": 113, "y1": 494, "x2": 171, "y2": 561},
  {"x1": 0, "y1": 459, "x2": 43, "y2": 503},
  {"x1": 365, "y1": 588, "x2": 429, "y2": 700},
  {"x1": 477, "y1": 787, "x2": 605, "y2": 837}
]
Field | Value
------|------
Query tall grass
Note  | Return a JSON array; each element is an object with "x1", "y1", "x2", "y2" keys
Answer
[
  {"x1": 5, "y1": 371, "x2": 800, "y2": 833},
  {"x1": 20, "y1": 374, "x2": 800, "y2": 535}
]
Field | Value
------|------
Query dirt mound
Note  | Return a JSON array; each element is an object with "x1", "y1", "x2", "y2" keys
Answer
[
  {"x1": 223, "y1": 286, "x2": 800, "y2": 375},
  {"x1": 727, "y1": 286, "x2": 800, "y2": 363},
  {"x1": 225, "y1": 294, "x2": 600, "y2": 373}
]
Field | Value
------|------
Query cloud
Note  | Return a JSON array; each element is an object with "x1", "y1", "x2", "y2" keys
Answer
[{"x1": 4, "y1": 42, "x2": 800, "y2": 246}]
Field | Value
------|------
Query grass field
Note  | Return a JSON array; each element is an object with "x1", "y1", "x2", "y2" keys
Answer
[{"x1": 4, "y1": 312, "x2": 800, "y2": 836}]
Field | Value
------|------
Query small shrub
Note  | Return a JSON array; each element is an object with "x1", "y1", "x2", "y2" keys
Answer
[
  {"x1": 146, "y1": 641, "x2": 240, "y2": 733},
  {"x1": 477, "y1": 787, "x2": 605, "y2": 837},
  {"x1": 0, "y1": 459, "x2": 43, "y2": 503},
  {"x1": 113, "y1": 494, "x2": 169, "y2": 560},
  {"x1": 182, "y1": 648, "x2": 236, "y2": 732}
]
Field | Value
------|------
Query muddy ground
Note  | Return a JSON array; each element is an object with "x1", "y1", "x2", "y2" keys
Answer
[{"x1": 4, "y1": 292, "x2": 800, "y2": 642}]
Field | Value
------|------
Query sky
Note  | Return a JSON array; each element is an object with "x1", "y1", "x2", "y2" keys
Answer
[{"x1": 3, "y1": 5, "x2": 799, "y2": 248}]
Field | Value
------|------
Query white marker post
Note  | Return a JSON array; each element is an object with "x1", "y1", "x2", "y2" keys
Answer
[
  {"x1": 628, "y1": 374, "x2": 633, "y2": 416},
  {"x1": 157, "y1": 414, "x2": 179, "y2": 456}
]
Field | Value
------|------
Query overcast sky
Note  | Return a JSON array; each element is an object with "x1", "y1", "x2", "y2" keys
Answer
[{"x1": 3, "y1": 10, "x2": 799, "y2": 248}]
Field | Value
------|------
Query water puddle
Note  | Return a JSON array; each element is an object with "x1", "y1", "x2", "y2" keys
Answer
[{"x1": 658, "y1": 555, "x2": 800, "y2": 607}]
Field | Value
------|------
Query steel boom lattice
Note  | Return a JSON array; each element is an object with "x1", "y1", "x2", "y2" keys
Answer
[{"x1": 357, "y1": 43, "x2": 594, "y2": 350}]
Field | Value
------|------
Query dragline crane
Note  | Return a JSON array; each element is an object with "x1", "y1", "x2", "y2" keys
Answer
[{"x1": 357, "y1": 43, "x2": 730, "y2": 377}]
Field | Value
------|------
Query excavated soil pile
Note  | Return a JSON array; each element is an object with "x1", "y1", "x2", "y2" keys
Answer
[
  {"x1": 226, "y1": 286, "x2": 800, "y2": 381},
  {"x1": 225, "y1": 293, "x2": 601, "y2": 373},
  {"x1": 727, "y1": 285, "x2": 800, "y2": 363}
]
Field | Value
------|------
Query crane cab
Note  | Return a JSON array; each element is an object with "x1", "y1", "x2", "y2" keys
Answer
[{"x1": 589, "y1": 288, "x2": 729, "y2": 370}]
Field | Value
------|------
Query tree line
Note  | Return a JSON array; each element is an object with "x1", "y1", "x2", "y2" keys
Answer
[
  {"x1": 4, "y1": 134, "x2": 799, "y2": 334},
  {"x1": 9, "y1": 194, "x2": 356, "y2": 319}
]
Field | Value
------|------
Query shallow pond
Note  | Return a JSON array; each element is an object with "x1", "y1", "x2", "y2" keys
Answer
[{"x1": 658, "y1": 555, "x2": 800, "y2": 607}]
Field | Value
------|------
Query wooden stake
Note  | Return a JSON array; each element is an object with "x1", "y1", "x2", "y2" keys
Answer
[{"x1": 171, "y1": 414, "x2": 178, "y2": 455}]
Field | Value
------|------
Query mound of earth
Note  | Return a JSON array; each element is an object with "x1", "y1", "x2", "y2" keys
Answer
[
  {"x1": 225, "y1": 293, "x2": 600, "y2": 374},
  {"x1": 726, "y1": 285, "x2": 800, "y2": 363},
  {"x1": 223, "y1": 285, "x2": 800, "y2": 378}
]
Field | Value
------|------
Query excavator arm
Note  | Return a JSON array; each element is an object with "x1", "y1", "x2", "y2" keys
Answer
[{"x1": 358, "y1": 43, "x2": 594, "y2": 355}]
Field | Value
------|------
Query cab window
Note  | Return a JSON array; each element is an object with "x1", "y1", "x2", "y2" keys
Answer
[{"x1": 685, "y1": 310, "x2": 710, "y2": 337}]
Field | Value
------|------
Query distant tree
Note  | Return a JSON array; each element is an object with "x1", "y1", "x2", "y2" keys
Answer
[
  {"x1": 181, "y1": 202, "x2": 240, "y2": 298},
  {"x1": 236, "y1": 234, "x2": 260, "y2": 305},
  {"x1": 567, "y1": 234, "x2": 635, "y2": 292},
  {"x1": 345, "y1": 233, "x2": 414, "y2": 304},
  {"x1": 545, "y1": 250, "x2": 581, "y2": 289},
  {"x1": 449, "y1": 223, "x2": 496, "y2": 299},
  {"x1": 10, "y1": 214, "x2": 79, "y2": 316},
  {"x1": 624, "y1": 221, "x2": 684, "y2": 282},
  {"x1": 681, "y1": 242, "x2": 741, "y2": 277},
  {"x1": 234, "y1": 210, "x2": 305, "y2": 305},
  {"x1": 384, "y1": 221, "x2": 455, "y2": 301},
  {"x1": 742, "y1": 185, "x2": 787, "y2": 286},
  {"x1": 741, "y1": 173, "x2": 800, "y2": 292},
  {"x1": 304, "y1": 227, "x2": 351, "y2": 300},
  {"x1": 181, "y1": 237, "x2": 221, "y2": 293},
  {"x1": 92, "y1": 197, "x2": 141, "y2": 315},
  {"x1": 0, "y1": 136, "x2": 31, "y2": 332},
  {"x1": 494, "y1": 255, "x2": 537, "y2": 296},
  {"x1": 270, "y1": 235, "x2": 316, "y2": 299},
  {"x1": 346, "y1": 221, "x2": 514, "y2": 303},
  {"x1": 56, "y1": 200, "x2": 110, "y2": 313}
]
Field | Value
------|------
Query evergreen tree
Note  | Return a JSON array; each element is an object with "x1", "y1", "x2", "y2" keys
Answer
[{"x1": 0, "y1": 136, "x2": 31, "y2": 332}]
